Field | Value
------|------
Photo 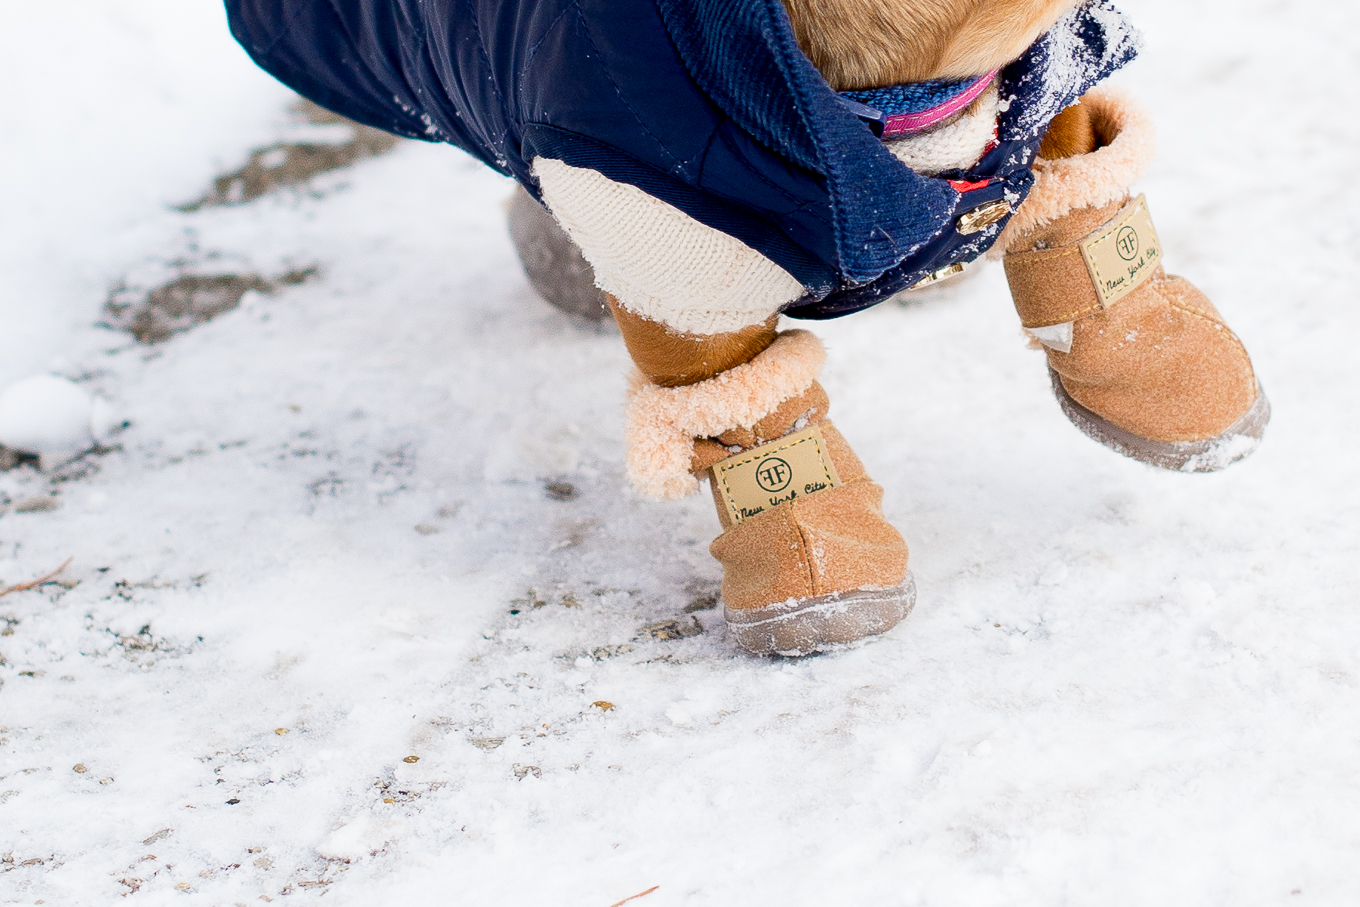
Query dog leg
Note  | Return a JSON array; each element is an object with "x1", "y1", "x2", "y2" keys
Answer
[
  {"x1": 1002, "y1": 91, "x2": 1269, "y2": 471},
  {"x1": 613, "y1": 297, "x2": 914, "y2": 656}
]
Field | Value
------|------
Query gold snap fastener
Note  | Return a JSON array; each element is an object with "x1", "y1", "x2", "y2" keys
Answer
[
  {"x1": 956, "y1": 200, "x2": 1010, "y2": 235},
  {"x1": 908, "y1": 262, "x2": 966, "y2": 290}
]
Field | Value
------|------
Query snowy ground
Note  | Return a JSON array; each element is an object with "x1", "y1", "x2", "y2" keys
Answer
[{"x1": 3, "y1": 1, "x2": 1359, "y2": 904}]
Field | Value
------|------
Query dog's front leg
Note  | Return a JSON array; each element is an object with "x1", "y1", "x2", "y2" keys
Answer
[
  {"x1": 532, "y1": 159, "x2": 915, "y2": 654},
  {"x1": 1000, "y1": 93, "x2": 1269, "y2": 470}
]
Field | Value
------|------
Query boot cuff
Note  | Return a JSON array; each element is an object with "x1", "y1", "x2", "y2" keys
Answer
[
  {"x1": 625, "y1": 330, "x2": 825, "y2": 500},
  {"x1": 997, "y1": 88, "x2": 1156, "y2": 252}
]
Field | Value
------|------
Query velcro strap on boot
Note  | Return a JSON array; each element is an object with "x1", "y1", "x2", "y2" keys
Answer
[
  {"x1": 1005, "y1": 194, "x2": 1163, "y2": 328},
  {"x1": 710, "y1": 424, "x2": 843, "y2": 525}
]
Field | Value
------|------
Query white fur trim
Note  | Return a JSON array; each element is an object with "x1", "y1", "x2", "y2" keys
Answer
[
  {"x1": 886, "y1": 84, "x2": 999, "y2": 176},
  {"x1": 995, "y1": 87, "x2": 1156, "y2": 254},
  {"x1": 532, "y1": 158, "x2": 805, "y2": 335},
  {"x1": 625, "y1": 330, "x2": 825, "y2": 500}
]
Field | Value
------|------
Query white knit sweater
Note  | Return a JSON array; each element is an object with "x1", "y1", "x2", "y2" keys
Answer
[{"x1": 532, "y1": 86, "x2": 998, "y2": 334}]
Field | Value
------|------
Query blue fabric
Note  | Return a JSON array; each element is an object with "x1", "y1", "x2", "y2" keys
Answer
[
  {"x1": 841, "y1": 74, "x2": 991, "y2": 118},
  {"x1": 225, "y1": 0, "x2": 1140, "y2": 319}
]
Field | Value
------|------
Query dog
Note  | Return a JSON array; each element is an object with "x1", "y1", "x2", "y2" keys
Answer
[{"x1": 227, "y1": 0, "x2": 1268, "y2": 654}]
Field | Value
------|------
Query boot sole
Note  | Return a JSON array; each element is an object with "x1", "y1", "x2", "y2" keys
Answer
[
  {"x1": 724, "y1": 576, "x2": 916, "y2": 657},
  {"x1": 1049, "y1": 368, "x2": 1271, "y2": 473}
]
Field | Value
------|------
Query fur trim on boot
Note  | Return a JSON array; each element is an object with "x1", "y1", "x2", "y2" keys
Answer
[
  {"x1": 993, "y1": 87, "x2": 1156, "y2": 256},
  {"x1": 625, "y1": 330, "x2": 825, "y2": 499},
  {"x1": 623, "y1": 326, "x2": 913, "y2": 654}
]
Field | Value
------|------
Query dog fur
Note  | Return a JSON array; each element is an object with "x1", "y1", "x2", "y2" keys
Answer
[
  {"x1": 779, "y1": 0, "x2": 1081, "y2": 90},
  {"x1": 612, "y1": 0, "x2": 1096, "y2": 379}
]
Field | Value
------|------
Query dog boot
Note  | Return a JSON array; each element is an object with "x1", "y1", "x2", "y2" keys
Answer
[
  {"x1": 625, "y1": 326, "x2": 914, "y2": 655},
  {"x1": 1000, "y1": 89, "x2": 1269, "y2": 472}
]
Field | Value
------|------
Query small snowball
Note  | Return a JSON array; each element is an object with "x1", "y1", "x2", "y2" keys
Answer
[
  {"x1": 1037, "y1": 561, "x2": 1069, "y2": 586},
  {"x1": 666, "y1": 702, "x2": 701, "y2": 727},
  {"x1": 0, "y1": 375, "x2": 95, "y2": 466},
  {"x1": 316, "y1": 815, "x2": 407, "y2": 862}
]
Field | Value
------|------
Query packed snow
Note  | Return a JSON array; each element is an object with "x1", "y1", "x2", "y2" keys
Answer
[{"x1": 2, "y1": 1, "x2": 1359, "y2": 904}]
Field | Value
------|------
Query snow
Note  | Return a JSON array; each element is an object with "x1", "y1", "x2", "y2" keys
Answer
[
  {"x1": 2, "y1": 0, "x2": 1359, "y2": 904},
  {"x1": 315, "y1": 816, "x2": 409, "y2": 864},
  {"x1": 0, "y1": 377, "x2": 95, "y2": 467}
]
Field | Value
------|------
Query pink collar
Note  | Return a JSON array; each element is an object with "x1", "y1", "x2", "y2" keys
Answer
[{"x1": 839, "y1": 70, "x2": 999, "y2": 140}]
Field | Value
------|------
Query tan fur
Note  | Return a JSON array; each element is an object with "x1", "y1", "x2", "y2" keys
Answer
[
  {"x1": 1038, "y1": 99, "x2": 1098, "y2": 160},
  {"x1": 610, "y1": 296, "x2": 779, "y2": 388},
  {"x1": 998, "y1": 88, "x2": 1155, "y2": 249},
  {"x1": 779, "y1": 0, "x2": 1081, "y2": 90}
]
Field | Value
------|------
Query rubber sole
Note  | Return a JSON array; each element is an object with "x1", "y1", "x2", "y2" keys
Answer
[
  {"x1": 1050, "y1": 368, "x2": 1271, "y2": 473},
  {"x1": 724, "y1": 576, "x2": 916, "y2": 657}
]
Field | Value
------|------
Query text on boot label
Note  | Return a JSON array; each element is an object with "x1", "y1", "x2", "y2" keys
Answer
[
  {"x1": 1080, "y1": 194, "x2": 1163, "y2": 309},
  {"x1": 712, "y1": 426, "x2": 842, "y2": 526}
]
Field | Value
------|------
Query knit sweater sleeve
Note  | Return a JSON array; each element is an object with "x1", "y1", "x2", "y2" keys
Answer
[{"x1": 531, "y1": 158, "x2": 804, "y2": 335}]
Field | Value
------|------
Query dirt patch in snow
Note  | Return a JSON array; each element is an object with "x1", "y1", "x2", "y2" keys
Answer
[
  {"x1": 0, "y1": 447, "x2": 38, "y2": 472},
  {"x1": 104, "y1": 268, "x2": 318, "y2": 343},
  {"x1": 178, "y1": 100, "x2": 401, "y2": 212},
  {"x1": 100, "y1": 98, "x2": 403, "y2": 345}
]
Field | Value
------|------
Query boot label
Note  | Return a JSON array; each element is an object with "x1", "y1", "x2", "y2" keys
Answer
[
  {"x1": 711, "y1": 425, "x2": 842, "y2": 525},
  {"x1": 1080, "y1": 194, "x2": 1162, "y2": 308}
]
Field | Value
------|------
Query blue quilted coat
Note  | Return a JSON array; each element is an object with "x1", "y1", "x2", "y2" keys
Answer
[{"x1": 226, "y1": 0, "x2": 1139, "y2": 318}]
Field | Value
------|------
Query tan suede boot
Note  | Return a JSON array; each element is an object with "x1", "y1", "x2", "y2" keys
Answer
[
  {"x1": 624, "y1": 326, "x2": 913, "y2": 656},
  {"x1": 1000, "y1": 89, "x2": 1269, "y2": 472}
]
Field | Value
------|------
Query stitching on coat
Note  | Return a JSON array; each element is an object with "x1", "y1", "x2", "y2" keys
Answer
[
  {"x1": 254, "y1": 0, "x2": 316, "y2": 56},
  {"x1": 463, "y1": 0, "x2": 513, "y2": 134},
  {"x1": 522, "y1": 6, "x2": 573, "y2": 68},
  {"x1": 398, "y1": 5, "x2": 446, "y2": 138},
  {"x1": 715, "y1": 127, "x2": 808, "y2": 210},
  {"x1": 570, "y1": 4, "x2": 679, "y2": 167},
  {"x1": 687, "y1": 124, "x2": 722, "y2": 182}
]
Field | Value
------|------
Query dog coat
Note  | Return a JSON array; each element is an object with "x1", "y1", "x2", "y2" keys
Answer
[{"x1": 226, "y1": 0, "x2": 1139, "y2": 320}]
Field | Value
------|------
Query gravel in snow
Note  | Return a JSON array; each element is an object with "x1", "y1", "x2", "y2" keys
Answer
[{"x1": 2, "y1": 0, "x2": 1359, "y2": 903}]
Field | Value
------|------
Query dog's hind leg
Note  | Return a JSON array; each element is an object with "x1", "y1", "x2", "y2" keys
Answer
[{"x1": 506, "y1": 184, "x2": 611, "y2": 325}]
